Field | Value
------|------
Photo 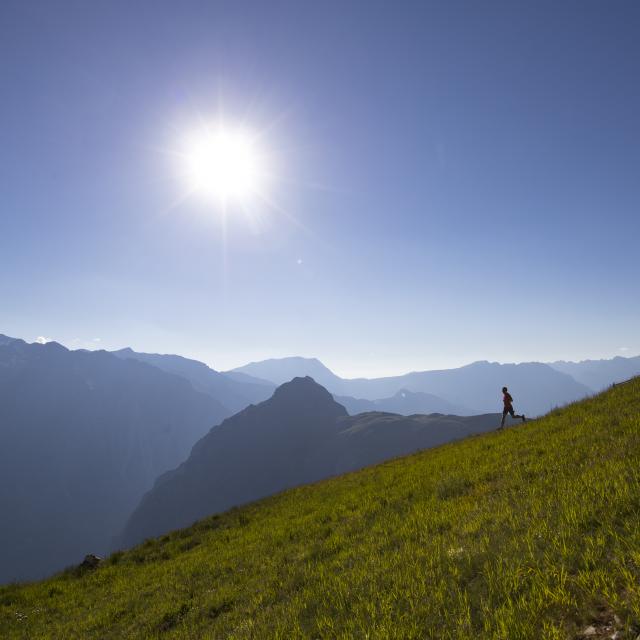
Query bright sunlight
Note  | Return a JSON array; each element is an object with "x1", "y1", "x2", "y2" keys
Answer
[{"x1": 180, "y1": 124, "x2": 266, "y2": 205}]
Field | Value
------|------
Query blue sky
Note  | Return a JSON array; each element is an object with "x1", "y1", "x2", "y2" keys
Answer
[{"x1": 1, "y1": 1, "x2": 639, "y2": 377}]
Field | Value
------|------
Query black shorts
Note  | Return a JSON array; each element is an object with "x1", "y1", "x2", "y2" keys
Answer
[{"x1": 503, "y1": 406, "x2": 515, "y2": 417}]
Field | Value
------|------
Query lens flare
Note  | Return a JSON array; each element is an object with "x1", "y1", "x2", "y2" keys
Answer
[{"x1": 181, "y1": 125, "x2": 266, "y2": 204}]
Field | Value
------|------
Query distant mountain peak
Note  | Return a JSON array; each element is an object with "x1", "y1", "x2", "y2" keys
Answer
[
  {"x1": 230, "y1": 357, "x2": 341, "y2": 388},
  {"x1": 273, "y1": 375, "x2": 331, "y2": 397},
  {"x1": 269, "y1": 377, "x2": 347, "y2": 416}
]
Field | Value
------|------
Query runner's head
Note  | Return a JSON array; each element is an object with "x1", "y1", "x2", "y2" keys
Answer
[{"x1": 502, "y1": 386, "x2": 508, "y2": 393}]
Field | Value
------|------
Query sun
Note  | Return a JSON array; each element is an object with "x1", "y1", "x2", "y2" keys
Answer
[{"x1": 180, "y1": 124, "x2": 266, "y2": 204}]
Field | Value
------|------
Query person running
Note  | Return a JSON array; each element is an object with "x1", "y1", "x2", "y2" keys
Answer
[{"x1": 500, "y1": 386, "x2": 526, "y2": 428}]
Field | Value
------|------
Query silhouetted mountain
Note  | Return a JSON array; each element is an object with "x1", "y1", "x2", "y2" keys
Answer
[
  {"x1": 0, "y1": 338, "x2": 228, "y2": 583},
  {"x1": 232, "y1": 357, "x2": 592, "y2": 416},
  {"x1": 549, "y1": 355, "x2": 640, "y2": 391},
  {"x1": 0, "y1": 333, "x2": 18, "y2": 346},
  {"x1": 335, "y1": 389, "x2": 475, "y2": 416},
  {"x1": 112, "y1": 348, "x2": 275, "y2": 413},
  {"x1": 121, "y1": 377, "x2": 499, "y2": 547}
]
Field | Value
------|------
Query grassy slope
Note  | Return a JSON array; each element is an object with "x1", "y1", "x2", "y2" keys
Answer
[{"x1": 2, "y1": 380, "x2": 640, "y2": 639}]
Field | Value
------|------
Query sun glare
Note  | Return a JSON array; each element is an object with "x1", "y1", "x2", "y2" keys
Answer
[{"x1": 181, "y1": 124, "x2": 266, "y2": 204}]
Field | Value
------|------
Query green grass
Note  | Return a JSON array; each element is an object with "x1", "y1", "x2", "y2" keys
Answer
[{"x1": 3, "y1": 380, "x2": 640, "y2": 639}]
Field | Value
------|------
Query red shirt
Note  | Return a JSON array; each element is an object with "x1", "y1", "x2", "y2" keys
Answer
[{"x1": 503, "y1": 392, "x2": 513, "y2": 407}]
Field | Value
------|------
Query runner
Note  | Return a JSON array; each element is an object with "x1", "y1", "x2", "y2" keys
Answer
[{"x1": 500, "y1": 386, "x2": 526, "y2": 428}]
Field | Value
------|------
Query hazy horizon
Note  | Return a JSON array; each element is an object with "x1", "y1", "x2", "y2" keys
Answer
[{"x1": 2, "y1": 330, "x2": 638, "y2": 380}]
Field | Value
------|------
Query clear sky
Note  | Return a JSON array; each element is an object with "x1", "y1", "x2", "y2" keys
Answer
[{"x1": 1, "y1": 1, "x2": 638, "y2": 378}]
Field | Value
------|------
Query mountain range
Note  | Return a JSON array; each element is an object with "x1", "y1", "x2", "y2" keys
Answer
[
  {"x1": 550, "y1": 355, "x2": 640, "y2": 391},
  {"x1": 112, "y1": 347, "x2": 275, "y2": 413},
  {"x1": 232, "y1": 357, "x2": 597, "y2": 415}
]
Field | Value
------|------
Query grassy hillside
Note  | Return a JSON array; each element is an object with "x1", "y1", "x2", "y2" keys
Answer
[{"x1": 3, "y1": 380, "x2": 640, "y2": 639}]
